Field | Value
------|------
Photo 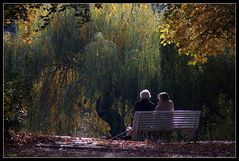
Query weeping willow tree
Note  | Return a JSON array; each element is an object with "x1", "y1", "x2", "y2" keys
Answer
[
  {"x1": 28, "y1": 7, "x2": 112, "y2": 135},
  {"x1": 4, "y1": 6, "x2": 109, "y2": 136},
  {"x1": 4, "y1": 3, "x2": 162, "y2": 136},
  {"x1": 80, "y1": 4, "x2": 162, "y2": 136}
]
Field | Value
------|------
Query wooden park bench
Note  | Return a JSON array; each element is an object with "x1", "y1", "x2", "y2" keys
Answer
[{"x1": 131, "y1": 110, "x2": 201, "y2": 142}]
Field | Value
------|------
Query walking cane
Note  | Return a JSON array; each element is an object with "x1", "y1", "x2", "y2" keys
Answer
[{"x1": 109, "y1": 127, "x2": 132, "y2": 140}]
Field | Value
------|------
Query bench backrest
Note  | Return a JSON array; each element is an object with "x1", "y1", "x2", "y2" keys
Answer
[{"x1": 132, "y1": 110, "x2": 201, "y2": 131}]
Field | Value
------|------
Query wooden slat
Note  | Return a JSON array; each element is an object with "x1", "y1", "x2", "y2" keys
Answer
[{"x1": 132, "y1": 110, "x2": 201, "y2": 132}]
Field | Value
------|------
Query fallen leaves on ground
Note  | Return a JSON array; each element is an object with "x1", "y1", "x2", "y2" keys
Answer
[{"x1": 4, "y1": 131, "x2": 235, "y2": 158}]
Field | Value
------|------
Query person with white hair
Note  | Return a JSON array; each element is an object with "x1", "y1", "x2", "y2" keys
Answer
[
  {"x1": 124, "y1": 89, "x2": 155, "y2": 140},
  {"x1": 132, "y1": 89, "x2": 155, "y2": 116}
]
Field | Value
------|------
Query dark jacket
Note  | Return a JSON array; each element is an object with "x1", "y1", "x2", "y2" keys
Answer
[
  {"x1": 128, "y1": 99, "x2": 155, "y2": 127},
  {"x1": 132, "y1": 99, "x2": 155, "y2": 117}
]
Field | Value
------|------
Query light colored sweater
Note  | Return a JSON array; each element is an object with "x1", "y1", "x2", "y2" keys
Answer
[{"x1": 155, "y1": 100, "x2": 174, "y2": 111}]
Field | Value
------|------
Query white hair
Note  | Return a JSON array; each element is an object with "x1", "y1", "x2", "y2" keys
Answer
[{"x1": 140, "y1": 89, "x2": 151, "y2": 99}]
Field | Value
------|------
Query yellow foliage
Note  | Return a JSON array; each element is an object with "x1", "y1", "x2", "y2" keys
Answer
[{"x1": 159, "y1": 4, "x2": 235, "y2": 65}]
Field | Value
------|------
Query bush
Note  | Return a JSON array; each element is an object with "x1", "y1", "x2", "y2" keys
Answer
[{"x1": 4, "y1": 72, "x2": 29, "y2": 141}]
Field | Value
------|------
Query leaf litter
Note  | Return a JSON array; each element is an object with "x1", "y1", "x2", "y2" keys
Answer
[{"x1": 4, "y1": 131, "x2": 235, "y2": 158}]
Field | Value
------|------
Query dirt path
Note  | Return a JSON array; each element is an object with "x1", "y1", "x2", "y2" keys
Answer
[{"x1": 3, "y1": 132, "x2": 236, "y2": 158}]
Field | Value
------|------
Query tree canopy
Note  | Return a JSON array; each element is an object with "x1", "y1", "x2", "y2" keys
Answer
[
  {"x1": 159, "y1": 4, "x2": 235, "y2": 64},
  {"x1": 4, "y1": 3, "x2": 94, "y2": 27}
]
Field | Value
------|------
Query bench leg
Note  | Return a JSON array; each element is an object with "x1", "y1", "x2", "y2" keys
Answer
[
  {"x1": 165, "y1": 131, "x2": 172, "y2": 143},
  {"x1": 131, "y1": 130, "x2": 137, "y2": 140},
  {"x1": 132, "y1": 131, "x2": 151, "y2": 141},
  {"x1": 156, "y1": 131, "x2": 166, "y2": 143},
  {"x1": 131, "y1": 130, "x2": 144, "y2": 141},
  {"x1": 186, "y1": 130, "x2": 196, "y2": 143}
]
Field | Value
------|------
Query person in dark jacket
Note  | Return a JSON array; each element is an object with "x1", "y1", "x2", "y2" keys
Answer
[
  {"x1": 125, "y1": 89, "x2": 155, "y2": 140},
  {"x1": 132, "y1": 89, "x2": 155, "y2": 117}
]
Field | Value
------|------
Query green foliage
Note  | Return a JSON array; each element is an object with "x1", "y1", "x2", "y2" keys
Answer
[
  {"x1": 4, "y1": 32, "x2": 36, "y2": 141},
  {"x1": 27, "y1": 8, "x2": 87, "y2": 135},
  {"x1": 86, "y1": 4, "x2": 161, "y2": 98},
  {"x1": 4, "y1": 72, "x2": 29, "y2": 139},
  {"x1": 198, "y1": 53, "x2": 235, "y2": 140},
  {"x1": 83, "y1": 4, "x2": 162, "y2": 129},
  {"x1": 159, "y1": 43, "x2": 235, "y2": 140}
]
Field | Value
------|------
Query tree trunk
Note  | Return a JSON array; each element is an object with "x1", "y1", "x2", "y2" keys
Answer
[{"x1": 96, "y1": 94, "x2": 126, "y2": 138}]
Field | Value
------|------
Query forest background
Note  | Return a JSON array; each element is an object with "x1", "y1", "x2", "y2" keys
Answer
[{"x1": 3, "y1": 3, "x2": 235, "y2": 142}]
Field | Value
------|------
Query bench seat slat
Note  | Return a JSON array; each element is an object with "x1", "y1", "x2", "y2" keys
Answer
[
  {"x1": 138, "y1": 122, "x2": 199, "y2": 125},
  {"x1": 132, "y1": 110, "x2": 201, "y2": 139}
]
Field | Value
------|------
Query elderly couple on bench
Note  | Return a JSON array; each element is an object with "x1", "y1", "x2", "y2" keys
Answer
[{"x1": 125, "y1": 89, "x2": 174, "y2": 143}]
